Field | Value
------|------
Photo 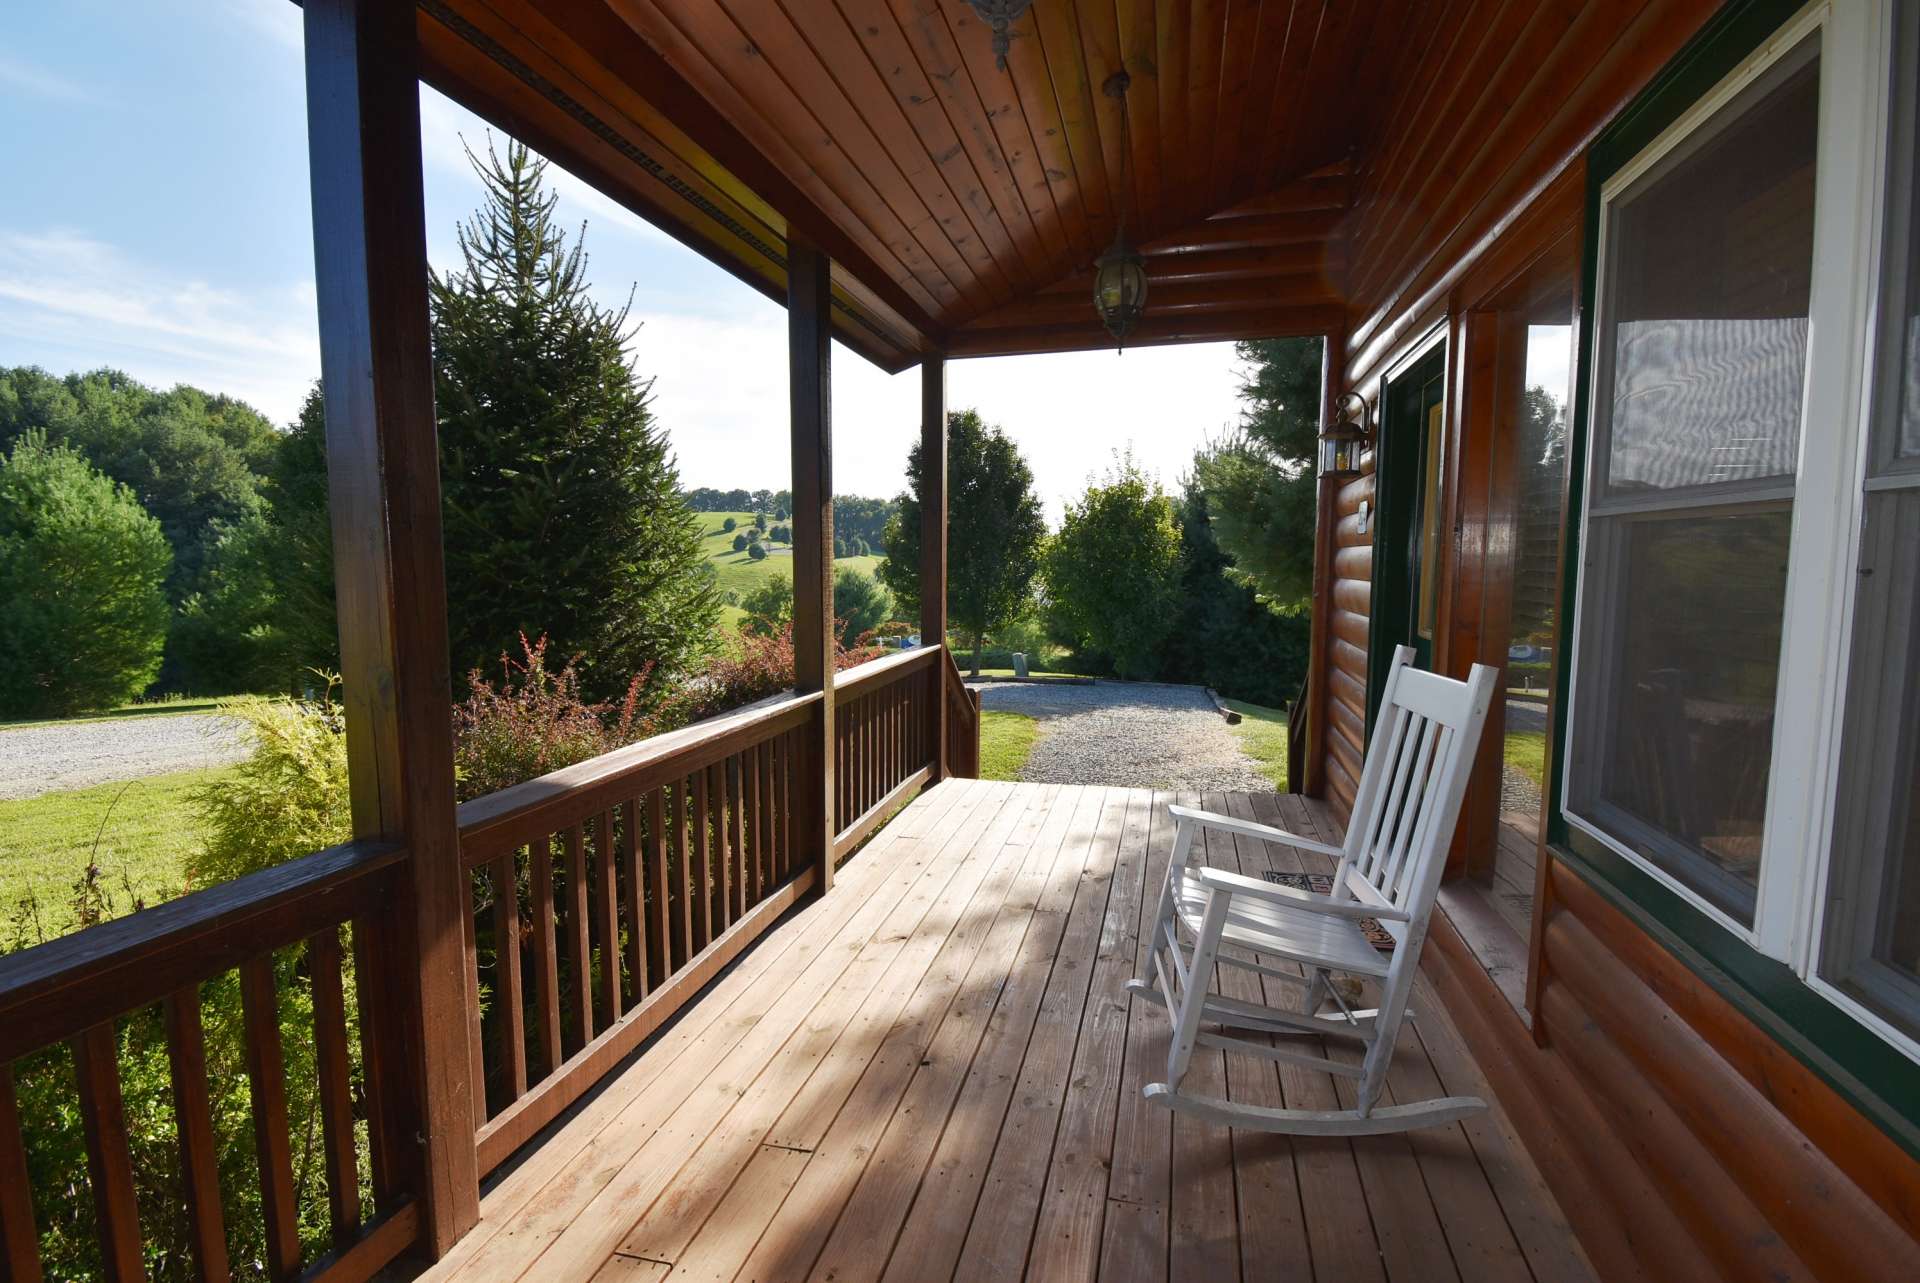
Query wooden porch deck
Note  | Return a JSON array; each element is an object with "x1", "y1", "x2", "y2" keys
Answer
[{"x1": 419, "y1": 780, "x2": 1593, "y2": 1283}]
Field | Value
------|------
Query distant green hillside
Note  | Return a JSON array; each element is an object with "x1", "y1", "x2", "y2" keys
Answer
[{"x1": 692, "y1": 511, "x2": 889, "y2": 631}]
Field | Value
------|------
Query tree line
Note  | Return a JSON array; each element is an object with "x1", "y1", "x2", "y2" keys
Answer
[
  {"x1": 871, "y1": 336, "x2": 1321, "y2": 707},
  {"x1": 1, "y1": 142, "x2": 724, "y2": 720}
]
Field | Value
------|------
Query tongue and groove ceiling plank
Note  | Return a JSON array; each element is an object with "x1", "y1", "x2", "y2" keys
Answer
[{"x1": 416, "y1": 0, "x2": 1432, "y2": 364}]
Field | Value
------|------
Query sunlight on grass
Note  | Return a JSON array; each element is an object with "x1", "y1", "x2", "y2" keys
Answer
[
  {"x1": 979, "y1": 710, "x2": 1040, "y2": 782},
  {"x1": 1222, "y1": 697, "x2": 1290, "y2": 791},
  {"x1": 0, "y1": 766, "x2": 234, "y2": 940},
  {"x1": 1505, "y1": 731, "x2": 1547, "y2": 788}
]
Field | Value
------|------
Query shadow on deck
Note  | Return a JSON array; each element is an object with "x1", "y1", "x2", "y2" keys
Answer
[{"x1": 418, "y1": 780, "x2": 1594, "y2": 1283}]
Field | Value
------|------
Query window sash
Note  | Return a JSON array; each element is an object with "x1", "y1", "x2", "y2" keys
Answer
[{"x1": 1566, "y1": 0, "x2": 1897, "y2": 976}]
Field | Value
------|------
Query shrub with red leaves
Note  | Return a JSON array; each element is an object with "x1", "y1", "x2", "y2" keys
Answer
[{"x1": 453, "y1": 633, "x2": 647, "y2": 801}]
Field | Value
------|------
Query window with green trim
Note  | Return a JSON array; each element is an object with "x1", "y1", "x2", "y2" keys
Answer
[{"x1": 1564, "y1": 0, "x2": 1920, "y2": 1062}]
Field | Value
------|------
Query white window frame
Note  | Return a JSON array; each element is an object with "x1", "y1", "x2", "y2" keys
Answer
[{"x1": 1564, "y1": 0, "x2": 1919, "y2": 1064}]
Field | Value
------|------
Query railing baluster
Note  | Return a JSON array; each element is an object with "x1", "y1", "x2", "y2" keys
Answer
[
  {"x1": 240, "y1": 957, "x2": 301, "y2": 1282},
  {"x1": 595, "y1": 810, "x2": 621, "y2": 1024},
  {"x1": 622, "y1": 798, "x2": 647, "y2": 1004},
  {"x1": 647, "y1": 789, "x2": 670, "y2": 982},
  {"x1": 562, "y1": 825, "x2": 592, "y2": 1049},
  {"x1": 529, "y1": 836, "x2": 562, "y2": 1078},
  {"x1": 163, "y1": 985, "x2": 230, "y2": 1283},
  {"x1": 489, "y1": 854, "x2": 527, "y2": 1100},
  {"x1": 673, "y1": 781, "x2": 693, "y2": 969},
  {"x1": 709, "y1": 762, "x2": 730, "y2": 932},
  {"x1": 758, "y1": 741, "x2": 776, "y2": 898},
  {"x1": 72, "y1": 1022, "x2": 144, "y2": 1282},
  {"x1": 460, "y1": 884, "x2": 485, "y2": 1128},
  {"x1": 776, "y1": 730, "x2": 793, "y2": 881},
  {"x1": 731, "y1": 752, "x2": 751, "y2": 910},
  {"x1": 691, "y1": 768, "x2": 713, "y2": 953},
  {"x1": 349, "y1": 912, "x2": 403, "y2": 1211},
  {"x1": 308, "y1": 929, "x2": 361, "y2": 1245},
  {"x1": 0, "y1": 1064, "x2": 42, "y2": 1283}
]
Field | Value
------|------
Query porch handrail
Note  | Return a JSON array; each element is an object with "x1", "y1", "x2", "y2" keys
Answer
[
  {"x1": 0, "y1": 839, "x2": 402, "y2": 1061},
  {"x1": 0, "y1": 838, "x2": 422, "y2": 1282},
  {"x1": 458, "y1": 689, "x2": 822, "y2": 864}
]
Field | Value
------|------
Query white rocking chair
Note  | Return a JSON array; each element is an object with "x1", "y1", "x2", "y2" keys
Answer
[{"x1": 1127, "y1": 645, "x2": 1498, "y2": 1135}]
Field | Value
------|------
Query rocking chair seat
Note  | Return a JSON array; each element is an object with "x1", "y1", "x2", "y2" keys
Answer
[{"x1": 1172, "y1": 874, "x2": 1391, "y2": 978}]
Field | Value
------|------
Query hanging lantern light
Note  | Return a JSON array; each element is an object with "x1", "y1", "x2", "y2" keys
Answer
[
  {"x1": 1318, "y1": 391, "x2": 1373, "y2": 477},
  {"x1": 1093, "y1": 70, "x2": 1147, "y2": 348},
  {"x1": 1093, "y1": 240, "x2": 1148, "y2": 346},
  {"x1": 964, "y1": 0, "x2": 1033, "y2": 72}
]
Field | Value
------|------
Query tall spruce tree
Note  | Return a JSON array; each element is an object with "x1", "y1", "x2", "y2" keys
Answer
[
  {"x1": 1189, "y1": 336, "x2": 1324, "y2": 606},
  {"x1": 430, "y1": 139, "x2": 717, "y2": 699}
]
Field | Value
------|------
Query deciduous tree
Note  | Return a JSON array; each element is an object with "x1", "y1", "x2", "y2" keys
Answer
[
  {"x1": 0, "y1": 433, "x2": 172, "y2": 716},
  {"x1": 1044, "y1": 454, "x2": 1182, "y2": 681},
  {"x1": 880, "y1": 409, "x2": 1045, "y2": 675}
]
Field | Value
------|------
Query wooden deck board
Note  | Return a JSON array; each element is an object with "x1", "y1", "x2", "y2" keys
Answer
[{"x1": 432, "y1": 782, "x2": 1594, "y2": 1283}]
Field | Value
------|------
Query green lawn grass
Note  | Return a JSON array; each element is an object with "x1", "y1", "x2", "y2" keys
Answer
[
  {"x1": 692, "y1": 511, "x2": 888, "y2": 632},
  {"x1": 1222, "y1": 697, "x2": 1290, "y2": 791},
  {"x1": 978, "y1": 710, "x2": 1040, "y2": 782},
  {"x1": 1505, "y1": 730, "x2": 1547, "y2": 788},
  {"x1": 0, "y1": 766, "x2": 235, "y2": 942}
]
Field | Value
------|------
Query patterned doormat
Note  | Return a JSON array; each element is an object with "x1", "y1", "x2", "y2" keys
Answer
[{"x1": 1260, "y1": 871, "x2": 1396, "y2": 951}]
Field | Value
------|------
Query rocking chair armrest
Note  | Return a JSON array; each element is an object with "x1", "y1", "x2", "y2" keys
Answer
[
  {"x1": 1188, "y1": 864, "x2": 1411, "y2": 922},
  {"x1": 1167, "y1": 804, "x2": 1344, "y2": 859}
]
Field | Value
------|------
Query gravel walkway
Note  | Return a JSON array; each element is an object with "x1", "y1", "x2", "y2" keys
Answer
[
  {"x1": 0, "y1": 715, "x2": 251, "y2": 801},
  {"x1": 970, "y1": 679, "x2": 1272, "y2": 792}
]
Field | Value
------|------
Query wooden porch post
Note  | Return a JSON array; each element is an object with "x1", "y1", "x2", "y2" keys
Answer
[
  {"x1": 920, "y1": 356, "x2": 948, "y2": 780},
  {"x1": 304, "y1": 0, "x2": 479, "y2": 1254},
  {"x1": 1304, "y1": 329, "x2": 1345, "y2": 799},
  {"x1": 788, "y1": 241, "x2": 837, "y2": 891}
]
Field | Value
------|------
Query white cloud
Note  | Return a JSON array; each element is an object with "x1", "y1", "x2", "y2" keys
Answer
[
  {"x1": 0, "y1": 228, "x2": 318, "y2": 422},
  {"x1": 0, "y1": 54, "x2": 102, "y2": 105}
]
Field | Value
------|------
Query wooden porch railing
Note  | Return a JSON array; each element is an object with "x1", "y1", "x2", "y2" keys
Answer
[
  {"x1": 453, "y1": 644, "x2": 978, "y2": 1175},
  {"x1": 0, "y1": 840, "x2": 425, "y2": 1283},
  {"x1": 453, "y1": 687, "x2": 821, "y2": 1175},
  {"x1": 0, "y1": 647, "x2": 981, "y2": 1278}
]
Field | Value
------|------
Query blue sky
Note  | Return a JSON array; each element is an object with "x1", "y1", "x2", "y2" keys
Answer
[{"x1": 0, "y1": 0, "x2": 1252, "y2": 518}]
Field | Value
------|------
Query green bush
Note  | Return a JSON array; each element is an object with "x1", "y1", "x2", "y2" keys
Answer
[
  {"x1": 747, "y1": 541, "x2": 767, "y2": 561},
  {"x1": 0, "y1": 431, "x2": 173, "y2": 717},
  {"x1": 721, "y1": 516, "x2": 737, "y2": 532},
  {"x1": 187, "y1": 683, "x2": 353, "y2": 887},
  {"x1": 833, "y1": 566, "x2": 893, "y2": 644},
  {"x1": 739, "y1": 577, "x2": 793, "y2": 637},
  {"x1": 732, "y1": 532, "x2": 749, "y2": 553}
]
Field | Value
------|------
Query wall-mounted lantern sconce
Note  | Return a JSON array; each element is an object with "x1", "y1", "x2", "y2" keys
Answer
[{"x1": 1318, "y1": 390, "x2": 1372, "y2": 479}]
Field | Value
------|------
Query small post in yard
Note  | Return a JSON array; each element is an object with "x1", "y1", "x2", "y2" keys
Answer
[
  {"x1": 304, "y1": 0, "x2": 479, "y2": 1252},
  {"x1": 789, "y1": 240, "x2": 836, "y2": 891},
  {"x1": 920, "y1": 355, "x2": 949, "y2": 780}
]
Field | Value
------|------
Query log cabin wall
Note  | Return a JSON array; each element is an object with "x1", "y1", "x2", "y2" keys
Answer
[{"x1": 1308, "y1": 1, "x2": 1920, "y2": 1278}]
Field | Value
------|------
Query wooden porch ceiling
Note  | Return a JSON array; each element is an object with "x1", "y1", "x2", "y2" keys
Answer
[{"x1": 412, "y1": 0, "x2": 1389, "y2": 370}]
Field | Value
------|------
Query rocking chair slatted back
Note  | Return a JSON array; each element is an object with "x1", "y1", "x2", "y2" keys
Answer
[
  {"x1": 1339, "y1": 649, "x2": 1493, "y2": 926},
  {"x1": 1337, "y1": 646, "x2": 1498, "y2": 1105}
]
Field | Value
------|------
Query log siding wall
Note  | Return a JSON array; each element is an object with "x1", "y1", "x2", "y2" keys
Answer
[{"x1": 1307, "y1": 1, "x2": 1920, "y2": 1277}]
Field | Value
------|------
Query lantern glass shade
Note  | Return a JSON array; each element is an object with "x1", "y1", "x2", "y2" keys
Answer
[
  {"x1": 1093, "y1": 244, "x2": 1148, "y2": 343},
  {"x1": 1318, "y1": 422, "x2": 1369, "y2": 477}
]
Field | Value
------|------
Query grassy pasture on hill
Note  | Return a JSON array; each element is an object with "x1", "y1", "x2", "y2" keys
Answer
[{"x1": 692, "y1": 511, "x2": 888, "y2": 631}]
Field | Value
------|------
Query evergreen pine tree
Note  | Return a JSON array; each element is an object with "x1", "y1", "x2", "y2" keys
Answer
[{"x1": 430, "y1": 139, "x2": 717, "y2": 699}]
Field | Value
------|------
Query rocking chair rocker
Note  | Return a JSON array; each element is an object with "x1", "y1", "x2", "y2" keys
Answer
[{"x1": 1127, "y1": 646, "x2": 1498, "y2": 1135}]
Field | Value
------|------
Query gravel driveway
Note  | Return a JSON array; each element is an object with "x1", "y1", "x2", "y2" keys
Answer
[
  {"x1": 0, "y1": 715, "x2": 251, "y2": 801},
  {"x1": 971, "y1": 680, "x2": 1272, "y2": 793}
]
